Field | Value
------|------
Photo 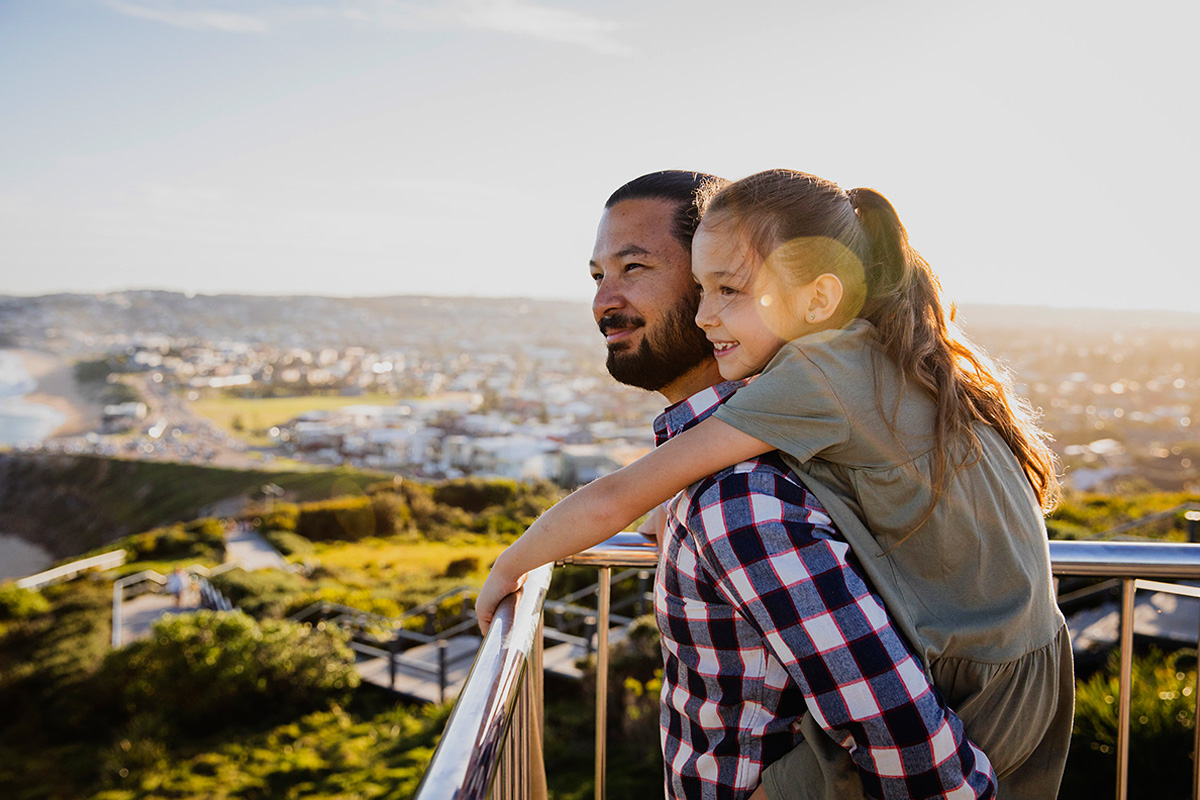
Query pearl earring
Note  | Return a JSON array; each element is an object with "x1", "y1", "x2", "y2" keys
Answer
[{"x1": 808, "y1": 313, "x2": 815, "y2": 321}]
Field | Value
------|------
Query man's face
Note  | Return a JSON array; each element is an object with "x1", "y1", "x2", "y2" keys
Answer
[{"x1": 589, "y1": 198, "x2": 713, "y2": 393}]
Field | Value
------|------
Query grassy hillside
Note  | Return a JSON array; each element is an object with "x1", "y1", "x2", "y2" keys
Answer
[
  {"x1": 0, "y1": 474, "x2": 559, "y2": 799},
  {"x1": 189, "y1": 393, "x2": 397, "y2": 445},
  {"x1": 0, "y1": 453, "x2": 392, "y2": 558}
]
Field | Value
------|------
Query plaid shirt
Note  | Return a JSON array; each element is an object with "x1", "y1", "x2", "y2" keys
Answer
[{"x1": 654, "y1": 381, "x2": 995, "y2": 800}]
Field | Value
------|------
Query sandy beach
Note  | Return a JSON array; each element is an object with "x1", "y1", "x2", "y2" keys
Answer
[{"x1": 12, "y1": 349, "x2": 104, "y2": 438}]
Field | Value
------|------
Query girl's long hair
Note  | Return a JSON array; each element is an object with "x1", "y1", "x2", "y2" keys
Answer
[{"x1": 699, "y1": 169, "x2": 1061, "y2": 513}]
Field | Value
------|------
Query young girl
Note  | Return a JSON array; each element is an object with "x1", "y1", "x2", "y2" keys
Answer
[{"x1": 477, "y1": 169, "x2": 1072, "y2": 798}]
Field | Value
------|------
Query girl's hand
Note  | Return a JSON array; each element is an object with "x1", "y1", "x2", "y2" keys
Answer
[
  {"x1": 636, "y1": 503, "x2": 669, "y2": 544},
  {"x1": 475, "y1": 557, "x2": 526, "y2": 634}
]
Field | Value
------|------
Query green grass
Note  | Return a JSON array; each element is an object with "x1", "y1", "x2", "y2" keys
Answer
[
  {"x1": 189, "y1": 393, "x2": 399, "y2": 443},
  {"x1": 32, "y1": 457, "x2": 392, "y2": 555}
]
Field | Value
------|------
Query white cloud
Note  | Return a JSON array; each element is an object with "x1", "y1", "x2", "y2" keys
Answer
[
  {"x1": 455, "y1": 0, "x2": 630, "y2": 55},
  {"x1": 98, "y1": 0, "x2": 631, "y2": 54},
  {"x1": 103, "y1": 1, "x2": 270, "y2": 32}
]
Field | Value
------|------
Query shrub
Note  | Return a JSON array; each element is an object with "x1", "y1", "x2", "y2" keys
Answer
[
  {"x1": 433, "y1": 478, "x2": 520, "y2": 513},
  {"x1": 473, "y1": 512, "x2": 525, "y2": 538},
  {"x1": 255, "y1": 502, "x2": 299, "y2": 533},
  {"x1": 209, "y1": 568, "x2": 306, "y2": 619},
  {"x1": 295, "y1": 496, "x2": 375, "y2": 541},
  {"x1": 370, "y1": 491, "x2": 411, "y2": 536},
  {"x1": 122, "y1": 519, "x2": 223, "y2": 562},
  {"x1": 443, "y1": 557, "x2": 479, "y2": 578},
  {"x1": 95, "y1": 611, "x2": 359, "y2": 736},
  {"x1": 0, "y1": 585, "x2": 50, "y2": 621},
  {"x1": 263, "y1": 529, "x2": 314, "y2": 557},
  {"x1": 1063, "y1": 647, "x2": 1196, "y2": 796}
]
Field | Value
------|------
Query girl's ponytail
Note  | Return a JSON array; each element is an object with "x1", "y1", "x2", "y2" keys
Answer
[
  {"x1": 848, "y1": 186, "x2": 1061, "y2": 514},
  {"x1": 704, "y1": 171, "x2": 1061, "y2": 514}
]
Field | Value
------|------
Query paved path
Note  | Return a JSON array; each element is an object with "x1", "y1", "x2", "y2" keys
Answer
[
  {"x1": 224, "y1": 526, "x2": 288, "y2": 571},
  {"x1": 355, "y1": 635, "x2": 482, "y2": 703},
  {"x1": 119, "y1": 593, "x2": 203, "y2": 645}
]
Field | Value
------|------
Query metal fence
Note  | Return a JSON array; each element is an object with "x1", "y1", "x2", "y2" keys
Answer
[
  {"x1": 414, "y1": 563, "x2": 553, "y2": 800},
  {"x1": 418, "y1": 537, "x2": 1200, "y2": 800}
]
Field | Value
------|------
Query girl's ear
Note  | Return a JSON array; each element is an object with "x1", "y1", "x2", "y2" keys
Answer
[{"x1": 805, "y1": 273, "x2": 844, "y2": 324}]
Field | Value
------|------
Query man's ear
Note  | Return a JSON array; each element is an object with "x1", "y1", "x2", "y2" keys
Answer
[{"x1": 804, "y1": 273, "x2": 844, "y2": 325}]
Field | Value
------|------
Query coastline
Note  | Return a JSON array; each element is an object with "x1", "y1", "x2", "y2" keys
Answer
[{"x1": 9, "y1": 349, "x2": 104, "y2": 438}]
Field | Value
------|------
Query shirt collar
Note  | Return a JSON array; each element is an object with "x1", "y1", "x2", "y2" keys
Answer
[{"x1": 653, "y1": 379, "x2": 745, "y2": 446}]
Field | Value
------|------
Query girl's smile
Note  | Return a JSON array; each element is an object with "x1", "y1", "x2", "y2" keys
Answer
[{"x1": 691, "y1": 222, "x2": 807, "y2": 381}]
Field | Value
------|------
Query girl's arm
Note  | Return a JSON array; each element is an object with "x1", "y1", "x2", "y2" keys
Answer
[{"x1": 475, "y1": 417, "x2": 771, "y2": 630}]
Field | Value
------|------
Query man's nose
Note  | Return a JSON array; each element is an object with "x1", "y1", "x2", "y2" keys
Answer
[{"x1": 592, "y1": 275, "x2": 625, "y2": 322}]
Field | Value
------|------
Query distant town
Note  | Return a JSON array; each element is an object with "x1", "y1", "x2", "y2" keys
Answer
[{"x1": 1, "y1": 292, "x2": 1196, "y2": 493}]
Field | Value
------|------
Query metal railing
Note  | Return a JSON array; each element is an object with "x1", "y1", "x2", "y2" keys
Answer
[
  {"x1": 422, "y1": 535, "x2": 1200, "y2": 800},
  {"x1": 1046, "y1": 540, "x2": 1200, "y2": 800},
  {"x1": 290, "y1": 587, "x2": 484, "y2": 702},
  {"x1": 111, "y1": 561, "x2": 241, "y2": 647},
  {"x1": 16, "y1": 549, "x2": 127, "y2": 589},
  {"x1": 414, "y1": 563, "x2": 552, "y2": 800}
]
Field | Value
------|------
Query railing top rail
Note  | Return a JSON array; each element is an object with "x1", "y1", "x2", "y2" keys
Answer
[
  {"x1": 561, "y1": 532, "x2": 658, "y2": 568},
  {"x1": 1048, "y1": 539, "x2": 1200, "y2": 579},
  {"x1": 16, "y1": 549, "x2": 127, "y2": 589},
  {"x1": 568, "y1": 535, "x2": 1200, "y2": 580},
  {"x1": 414, "y1": 563, "x2": 552, "y2": 800},
  {"x1": 114, "y1": 569, "x2": 167, "y2": 589}
]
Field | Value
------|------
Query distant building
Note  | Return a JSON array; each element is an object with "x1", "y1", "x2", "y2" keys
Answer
[{"x1": 102, "y1": 402, "x2": 147, "y2": 432}]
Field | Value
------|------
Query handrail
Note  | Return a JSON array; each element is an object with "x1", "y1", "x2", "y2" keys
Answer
[
  {"x1": 16, "y1": 549, "x2": 126, "y2": 589},
  {"x1": 111, "y1": 563, "x2": 239, "y2": 647},
  {"x1": 415, "y1": 563, "x2": 551, "y2": 800},
  {"x1": 563, "y1": 535, "x2": 1200, "y2": 800},
  {"x1": 425, "y1": 537, "x2": 1200, "y2": 799},
  {"x1": 1047, "y1": 538, "x2": 1200, "y2": 578}
]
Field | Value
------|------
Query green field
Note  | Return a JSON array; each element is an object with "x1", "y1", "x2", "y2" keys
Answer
[{"x1": 189, "y1": 393, "x2": 398, "y2": 442}]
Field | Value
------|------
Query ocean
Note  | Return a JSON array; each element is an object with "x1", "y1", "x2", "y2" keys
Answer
[
  {"x1": 0, "y1": 350, "x2": 61, "y2": 581},
  {"x1": 0, "y1": 350, "x2": 65, "y2": 447}
]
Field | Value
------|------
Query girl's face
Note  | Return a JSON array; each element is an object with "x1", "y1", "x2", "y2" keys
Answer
[{"x1": 692, "y1": 222, "x2": 808, "y2": 381}]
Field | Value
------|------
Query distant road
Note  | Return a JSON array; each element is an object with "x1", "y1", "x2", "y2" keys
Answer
[{"x1": 130, "y1": 375, "x2": 266, "y2": 469}]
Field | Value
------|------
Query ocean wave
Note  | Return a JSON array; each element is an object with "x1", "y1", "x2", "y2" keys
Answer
[
  {"x1": 0, "y1": 351, "x2": 64, "y2": 445},
  {"x1": 0, "y1": 350, "x2": 37, "y2": 399}
]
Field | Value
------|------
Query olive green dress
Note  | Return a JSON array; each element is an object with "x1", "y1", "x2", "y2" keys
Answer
[{"x1": 712, "y1": 319, "x2": 1074, "y2": 800}]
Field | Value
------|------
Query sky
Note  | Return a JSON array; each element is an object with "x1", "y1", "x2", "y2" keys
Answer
[{"x1": 1, "y1": 0, "x2": 1196, "y2": 311}]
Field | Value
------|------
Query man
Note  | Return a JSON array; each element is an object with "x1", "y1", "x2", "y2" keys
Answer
[{"x1": 589, "y1": 171, "x2": 995, "y2": 800}]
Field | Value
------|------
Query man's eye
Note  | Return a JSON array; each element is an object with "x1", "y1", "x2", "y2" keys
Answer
[
  {"x1": 591, "y1": 272, "x2": 603, "y2": 283},
  {"x1": 624, "y1": 262, "x2": 646, "y2": 273}
]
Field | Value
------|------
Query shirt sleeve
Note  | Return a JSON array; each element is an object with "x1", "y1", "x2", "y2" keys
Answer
[
  {"x1": 711, "y1": 344, "x2": 851, "y2": 465},
  {"x1": 687, "y1": 468, "x2": 996, "y2": 800}
]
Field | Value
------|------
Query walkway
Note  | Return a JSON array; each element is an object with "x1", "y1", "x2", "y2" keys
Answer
[
  {"x1": 118, "y1": 592, "x2": 203, "y2": 646},
  {"x1": 355, "y1": 636, "x2": 482, "y2": 703},
  {"x1": 224, "y1": 524, "x2": 288, "y2": 571},
  {"x1": 114, "y1": 524, "x2": 285, "y2": 647}
]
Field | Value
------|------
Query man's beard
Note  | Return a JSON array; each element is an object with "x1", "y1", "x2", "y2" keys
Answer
[{"x1": 602, "y1": 295, "x2": 712, "y2": 392}]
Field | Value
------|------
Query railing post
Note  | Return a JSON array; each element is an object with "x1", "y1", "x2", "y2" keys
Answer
[
  {"x1": 112, "y1": 581, "x2": 123, "y2": 648},
  {"x1": 1116, "y1": 578, "x2": 1135, "y2": 800},
  {"x1": 595, "y1": 565, "x2": 611, "y2": 800},
  {"x1": 389, "y1": 635, "x2": 398, "y2": 691},
  {"x1": 1194, "y1": 607, "x2": 1200, "y2": 800},
  {"x1": 438, "y1": 639, "x2": 448, "y2": 705},
  {"x1": 637, "y1": 570, "x2": 650, "y2": 617}
]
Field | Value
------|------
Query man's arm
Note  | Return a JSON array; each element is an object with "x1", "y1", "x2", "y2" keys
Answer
[{"x1": 688, "y1": 467, "x2": 996, "y2": 800}]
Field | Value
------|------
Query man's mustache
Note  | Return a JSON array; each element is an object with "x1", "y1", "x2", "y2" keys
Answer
[{"x1": 598, "y1": 313, "x2": 645, "y2": 336}]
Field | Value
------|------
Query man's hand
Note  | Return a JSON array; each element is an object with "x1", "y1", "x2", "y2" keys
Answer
[{"x1": 475, "y1": 555, "x2": 526, "y2": 634}]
